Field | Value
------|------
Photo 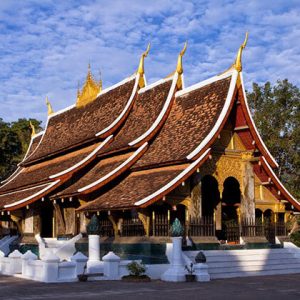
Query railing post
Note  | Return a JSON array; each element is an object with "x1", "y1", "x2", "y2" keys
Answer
[{"x1": 152, "y1": 211, "x2": 155, "y2": 236}]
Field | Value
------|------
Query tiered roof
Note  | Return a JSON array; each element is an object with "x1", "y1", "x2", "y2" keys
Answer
[{"x1": 0, "y1": 37, "x2": 299, "y2": 213}]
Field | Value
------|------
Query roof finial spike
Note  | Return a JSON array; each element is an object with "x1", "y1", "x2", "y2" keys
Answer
[
  {"x1": 137, "y1": 43, "x2": 151, "y2": 76},
  {"x1": 45, "y1": 96, "x2": 54, "y2": 115},
  {"x1": 29, "y1": 121, "x2": 36, "y2": 137},
  {"x1": 176, "y1": 41, "x2": 187, "y2": 75},
  {"x1": 234, "y1": 32, "x2": 248, "y2": 72},
  {"x1": 137, "y1": 43, "x2": 150, "y2": 88}
]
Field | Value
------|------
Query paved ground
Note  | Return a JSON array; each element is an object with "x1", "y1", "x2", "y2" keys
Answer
[{"x1": 1, "y1": 274, "x2": 300, "y2": 300}]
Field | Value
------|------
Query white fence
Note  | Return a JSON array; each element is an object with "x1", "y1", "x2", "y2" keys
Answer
[{"x1": 0, "y1": 234, "x2": 211, "y2": 283}]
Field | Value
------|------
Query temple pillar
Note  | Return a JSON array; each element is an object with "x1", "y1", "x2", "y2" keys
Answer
[
  {"x1": 215, "y1": 189, "x2": 222, "y2": 230},
  {"x1": 33, "y1": 208, "x2": 41, "y2": 235},
  {"x1": 23, "y1": 209, "x2": 34, "y2": 235},
  {"x1": 138, "y1": 211, "x2": 150, "y2": 237},
  {"x1": 241, "y1": 153, "x2": 255, "y2": 221},
  {"x1": 10, "y1": 214, "x2": 23, "y2": 235},
  {"x1": 190, "y1": 173, "x2": 202, "y2": 218},
  {"x1": 64, "y1": 207, "x2": 76, "y2": 235},
  {"x1": 79, "y1": 213, "x2": 88, "y2": 234},
  {"x1": 53, "y1": 202, "x2": 65, "y2": 236}
]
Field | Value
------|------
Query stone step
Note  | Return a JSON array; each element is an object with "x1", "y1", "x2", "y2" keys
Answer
[
  {"x1": 208, "y1": 262, "x2": 300, "y2": 274},
  {"x1": 207, "y1": 257, "x2": 298, "y2": 268},
  {"x1": 203, "y1": 249, "x2": 291, "y2": 257},
  {"x1": 211, "y1": 267, "x2": 300, "y2": 279},
  {"x1": 205, "y1": 253, "x2": 295, "y2": 263}
]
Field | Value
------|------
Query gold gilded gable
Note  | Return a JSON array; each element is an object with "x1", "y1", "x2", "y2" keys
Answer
[{"x1": 76, "y1": 64, "x2": 102, "y2": 108}]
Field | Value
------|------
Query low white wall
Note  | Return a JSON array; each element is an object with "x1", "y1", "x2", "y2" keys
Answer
[
  {"x1": 0, "y1": 250, "x2": 88, "y2": 283},
  {"x1": 146, "y1": 264, "x2": 169, "y2": 279}
]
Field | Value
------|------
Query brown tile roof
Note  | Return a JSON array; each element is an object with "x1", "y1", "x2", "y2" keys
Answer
[
  {"x1": 23, "y1": 78, "x2": 136, "y2": 164},
  {"x1": 78, "y1": 165, "x2": 186, "y2": 211},
  {"x1": 53, "y1": 152, "x2": 134, "y2": 197},
  {"x1": 100, "y1": 80, "x2": 173, "y2": 154},
  {"x1": 135, "y1": 76, "x2": 232, "y2": 168},
  {"x1": 0, "y1": 183, "x2": 56, "y2": 209},
  {"x1": 0, "y1": 143, "x2": 100, "y2": 194},
  {"x1": 25, "y1": 134, "x2": 43, "y2": 159}
]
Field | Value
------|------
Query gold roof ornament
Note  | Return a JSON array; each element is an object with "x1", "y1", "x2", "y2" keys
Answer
[
  {"x1": 176, "y1": 42, "x2": 187, "y2": 74},
  {"x1": 76, "y1": 64, "x2": 102, "y2": 108},
  {"x1": 233, "y1": 32, "x2": 248, "y2": 72},
  {"x1": 137, "y1": 43, "x2": 151, "y2": 88},
  {"x1": 46, "y1": 96, "x2": 54, "y2": 115},
  {"x1": 176, "y1": 42, "x2": 187, "y2": 89},
  {"x1": 29, "y1": 121, "x2": 36, "y2": 137}
]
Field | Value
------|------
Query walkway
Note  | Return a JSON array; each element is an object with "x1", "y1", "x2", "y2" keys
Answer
[{"x1": 1, "y1": 274, "x2": 300, "y2": 300}]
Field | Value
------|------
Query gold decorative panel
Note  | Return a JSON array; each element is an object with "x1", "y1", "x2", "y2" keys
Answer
[{"x1": 76, "y1": 65, "x2": 102, "y2": 108}]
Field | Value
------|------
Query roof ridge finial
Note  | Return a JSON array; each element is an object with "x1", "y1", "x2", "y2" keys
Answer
[
  {"x1": 176, "y1": 41, "x2": 187, "y2": 75},
  {"x1": 29, "y1": 121, "x2": 36, "y2": 137},
  {"x1": 137, "y1": 43, "x2": 151, "y2": 76},
  {"x1": 234, "y1": 32, "x2": 248, "y2": 72},
  {"x1": 137, "y1": 43, "x2": 150, "y2": 88},
  {"x1": 46, "y1": 96, "x2": 54, "y2": 115}
]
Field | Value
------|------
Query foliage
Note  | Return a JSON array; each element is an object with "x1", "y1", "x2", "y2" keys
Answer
[
  {"x1": 0, "y1": 118, "x2": 42, "y2": 181},
  {"x1": 86, "y1": 215, "x2": 101, "y2": 235},
  {"x1": 126, "y1": 261, "x2": 146, "y2": 277},
  {"x1": 185, "y1": 262, "x2": 195, "y2": 275},
  {"x1": 286, "y1": 215, "x2": 300, "y2": 233},
  {"x1": 290, "y1": 231, "x2": 300, "y2": 248},
  {"x1": 247, "y1": 79, "x2": 300, "y2": 199},
  {"x1": 170, "y1": 218, "x2": 184, "y2": 237}
]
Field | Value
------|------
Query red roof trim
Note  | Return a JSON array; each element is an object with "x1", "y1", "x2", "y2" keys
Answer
[
  {"x1": 260, "y1": 156, "x2": 300, "y2": 211},
  {"x1": 238, "y1": 73, "x2": 278, "y2": 168}
]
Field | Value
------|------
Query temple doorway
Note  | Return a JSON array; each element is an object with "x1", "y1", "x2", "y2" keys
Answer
[
  {"x1": 221, "y1": 177, "x2": 241, "y2": 242},
  {"x1": 40, "y1": 201, "x2": 54, "y2": 237},
  {"x1": 201, "y1": 175, "x2": 220, "y2": 217},
  {"x1": 222, "y1": 177, "x2": 241, "y2": 222}
]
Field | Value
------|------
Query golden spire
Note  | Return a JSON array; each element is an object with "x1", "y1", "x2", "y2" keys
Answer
[
  {"x1": 29, "y1": 121, "x2": 36, "y2": 137},
  {"x1": 233, "y1": 32, "x2": 248, "y2": 72},
  {"x1": 46, "y1": 96, "x2": 54, "y2": 115},
  {"x1": 137, "y1": 43, "x2": 151, "y2": 88},
  {"x1": 76, "y1": 63, "x2": 102, "y2": 108},
  {"x1": 176, "y1": 41, "x2": 187, "y2": 75},
  {"x1": 175, "y1": 42, "x2": 187, "y2": 89}
]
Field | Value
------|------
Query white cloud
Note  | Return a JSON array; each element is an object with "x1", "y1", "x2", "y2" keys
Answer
[{"x1": 0, "y1": 0, "x2": 299, "y2": 123}]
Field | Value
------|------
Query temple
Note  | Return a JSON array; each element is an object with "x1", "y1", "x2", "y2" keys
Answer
[{"x1": 0, "y1": 36, "x2": 299, "y2": 252}]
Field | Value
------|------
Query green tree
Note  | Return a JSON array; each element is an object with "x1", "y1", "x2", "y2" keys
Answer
[
  {"x1": 0, "y1": 118, "x2": 42, "y2": 181},
  {"x1": 247, "y1": 79, "x2": 300, "y2": 199}
]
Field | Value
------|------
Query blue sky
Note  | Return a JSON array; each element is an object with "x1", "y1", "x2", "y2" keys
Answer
[{"x1": 0, "y1": 0, "x2": 299, "y2": 123}]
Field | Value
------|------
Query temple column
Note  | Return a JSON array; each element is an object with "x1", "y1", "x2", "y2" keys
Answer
[
  {"x1": 23, "y1": 209, "x2": 34, "y2": 235},
  {"x1": 215, "y1": 188, "x2": 222, "y2": 230},
  {"x1": 64, "y1": 207, "x2": 76, "y2": 235},
  {"x1": 10, "y1": 214, "x2": 22, "y2": 235},
  {"x1": 53, "y1": 202, "x2": 65, "y2": 236},
  {"x1": 190, "y1": 173, "x2": 202, "y2": 218},
  {"x1": 241, "y1": 153, "x2": 255, "y2": 221},
  {"x1": 138, "y1": 211, "x2": 150, "y2": 237}
]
